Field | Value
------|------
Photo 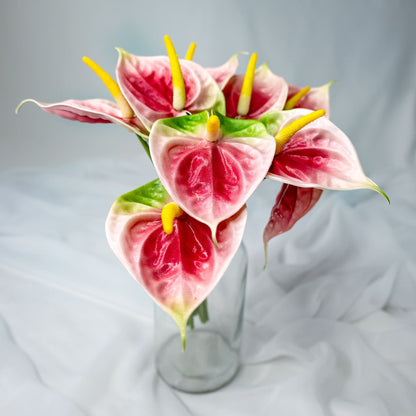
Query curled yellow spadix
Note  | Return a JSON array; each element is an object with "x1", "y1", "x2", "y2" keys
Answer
[
  {"x1": 161, "y1": 202, "x2": 184, "y2": 234},
  {"x1": 283, "y1": 86, "x2": 311, "y2": 110},
  {"x1": 82, "y1": 56, "x2": 135, "y2": 119},
  {"x1": 237, "y1": 52, "x2": 258, "y2": 116},
  {"x1": 275, "y1": 109, "x2": 326, "y2": 154},
  {"x1": 206, "y1": 115, "x2": 221, "y2": 142},
  {"x1": 185, "y1": 42, "x2": 196, "y2": 61},
  {"x1": 164, "y1": 35, "x2": 186, "y2": 111}
]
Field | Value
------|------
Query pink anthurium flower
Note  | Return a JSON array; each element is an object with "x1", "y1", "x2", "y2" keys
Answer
[
  {"x1": 105, "y1": 178, "x2": 247, "y2": 348},
  {"x1": 206, "y1": 54, "x2": 240, "y2": 89},
  {"x1": 286, "y1": 81, "x2": 335, "y2": 116},
  {"x1": 262, "y1": 83, "x2": 333, "y2": 249},
  {"x1": 263, "y1": 184, "x2": 323, "y2": 257},
  {"x1": 16, "y1": 98, "x2": 147, "y2": 135},
  {"x1": 116, "y1": 48, "x2": 226, "y2": 130},
  {"x1": 149, "y1": 111, "x2": 276, "y2": 242},
  {"x1": 262, "y1": 108, "x2": 389, "y2": 200},
  {"x1": 223, "y1": 62, "x2": 288, "y2": 119}
]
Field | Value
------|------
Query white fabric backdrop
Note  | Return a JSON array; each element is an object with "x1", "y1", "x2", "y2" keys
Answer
[
  {"x1": 1, "y1": 0, "x2": 416, "y2": 415},
  {"x1": 1, "y1": 159, "x2": 415, "y2": 415}
]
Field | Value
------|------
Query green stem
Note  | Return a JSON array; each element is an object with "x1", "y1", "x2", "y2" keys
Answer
[
  {"x1": 186, "y1": 299, "x2": 209, "y2": 330},
  {"x1": 197, "y1": 298, "x2": 209, "y2": 323},
  {"x1": 188, "y1": 313, "x2": 195, "y2": 330}
]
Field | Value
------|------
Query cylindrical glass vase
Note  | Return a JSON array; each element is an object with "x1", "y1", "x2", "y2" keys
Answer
[{"x1": 154, "y1": 243, "x2": 248, "y2": 393}]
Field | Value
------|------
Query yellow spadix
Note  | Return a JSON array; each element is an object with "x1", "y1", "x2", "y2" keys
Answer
[
  {"x1": 205, "y1": 115, "x2": 221, "y2": 142},
  {"x1": 283, "y1": 86, "x2": 311, "y2": 110},
  {"x1": 275, "y1": 109, "x2": 326, "y2": 154},
  {"x1": 161, "y1": 202, "x2": 184, "y2": 234},
  {"x1": 164, "y1": 35, "x2": 186, "y2": 111},
  {"x1": 185, "y1": 42, "x2": 196, "y2": 61},
  {"x1": 82, "y1": 56, "x2": 135, "y2": 119},
  {"x1": 237, "y1": 53, "x2": 258, "y2": 116}
]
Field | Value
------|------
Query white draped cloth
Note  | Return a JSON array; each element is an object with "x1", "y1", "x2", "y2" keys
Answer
[{"x1": 1, "y1": 157, "x2": 415, "y2": 415}]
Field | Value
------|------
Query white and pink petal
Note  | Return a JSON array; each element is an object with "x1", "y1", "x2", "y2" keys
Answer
[
  {"x1": 105, "y1": 178, "x2": 247, "y2": 347},
  {"x1": 263, "y1": 184, "x2": 323, "y2": 250},
  {"x1": 16, "y1": 98, "x2": 147, "y2": 134},
  {"x1": 223, "y1": 63, "x2": 288, "y2": 119},
  {"x1": 149, "y1": 112, "x2": 276, "y2": 241},
  {"x1": 265, "y1": 109, "x2": 389, "y2": 201},
  {"x1": 116, "y1": 49, "x2": 225, "y2": 130},
  {"x1": 206, "y1": 54, "x2": 240, "y2": 89},
  {"x1": 287, "y1": 81, "x2": 335, "y2": 116}
]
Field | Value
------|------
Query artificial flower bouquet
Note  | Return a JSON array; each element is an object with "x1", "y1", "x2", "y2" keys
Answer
[{"x1": 17, "y1": 36, "x2": 388, "y2": 348}]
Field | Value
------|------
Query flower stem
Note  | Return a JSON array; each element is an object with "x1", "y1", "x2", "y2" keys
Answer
[
  {"x1": 186, "y1": 299, "x2": 209, "y2": 330},
  {"x1": 197, "y1": 299, "x2": 209, "y2": 323},
  {"x1": 187, "y1": 314, "x2": 195, "y2": 330}
]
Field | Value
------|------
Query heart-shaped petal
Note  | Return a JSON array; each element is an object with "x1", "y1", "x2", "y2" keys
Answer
[
  {"x1": 206, "y1": 54, "x2": 240, "y2": 89},
  {"x1": 287, "y1": 81, "x2": 335, "y2": 116},
  {"x1": 149, "y1": 112, "x2": 276, "y2": 241},
  {"x1": 264, "y1": 109, "x2": 388, "y2": 200},
  {"x1": 116, "y1": 49, "x2": 225, "y2": 130},
  {"x1": 263, "y1": 184, "x2": 323, "y2": 252},
  {"x1": 223, "y1": 63, "x2": 288, "y2": 119},
  {"x1": 16, "y1": 98, "x2": 147, "y2": 135},
  {"x1": 105, "y1": 178, "x2": 247, "y2": 347}
]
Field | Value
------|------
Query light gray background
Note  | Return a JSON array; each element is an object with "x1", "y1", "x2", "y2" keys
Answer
[
  {"x1": 1, "y1": 1, "x2": 416, "y2": 415},
  {"x1": 2, "y1": 0, "x2": 415, "y2": 173}
]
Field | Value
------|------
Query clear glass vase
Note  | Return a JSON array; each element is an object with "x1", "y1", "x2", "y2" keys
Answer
[{"x1": 154, "y1": 243, "x2": 248, "y2": 393}]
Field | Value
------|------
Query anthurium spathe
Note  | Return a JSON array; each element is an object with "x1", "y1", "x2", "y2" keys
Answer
[
  {"x1": 16, "y1": 55, "x2": 149, "y2": 136},
  {"x1": 262, "y1": 84, "x2": 332, "y2": 250},
  {"x1": 105, "y1": 178, "x2": 247, "y2": 348},
  {"x1": 206, "y1": 54, "x2": 240, "y2": 89},
  {"x1": 263, "y1": 184, "x2": 323, "y2": 258},
  {"x1": 223, "y1": 60, "x2": 288, "y2": 119},
  {"x1": 16, "y1": 98, "x2": 147, "y2": 135},
  {"x1": 286, "y1": 81, "x2": 335, "y2": 116},
  {"x1": 262, "y1": 108, "x2": 388, "y2": 200},
  {"x1": 149, "y1": 111, "x2": 276, "y2": 242},
  {"x1": 116, "y1": 48, "x2": 226, "y2": 131}
]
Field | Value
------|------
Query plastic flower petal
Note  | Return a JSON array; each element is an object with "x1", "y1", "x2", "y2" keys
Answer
[
  {"x1": 223, "y1": 62, "x2": 288, "y2": 119},
  {"x1": 105, "y1": 178, "x2": 247, "y2": 348},
  {"x1": 263, "y1": 109, "x2": 388, "y2": 200},
  {"x1": 263, "y1": 184, "x2": 323, "y2": 254},
  {"x1": 116, "y1": 49, "x2": 225, "y2": 130},
  {"x1": 206, "y1": 54, "x2": 240, "y2": 89},
  {"x1": 149, "y1": 111, "x2": 276, "y2": 242},
  {"x1": 16, "y1": 98, "x2": 147, "y2": 135},
  {"x1": 286, "y1": 81, "x2": 335, "y2": 116}
]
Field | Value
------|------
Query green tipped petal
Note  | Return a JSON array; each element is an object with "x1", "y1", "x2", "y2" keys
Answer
[
  {"x1": 111, "y1": 178, "x2": 170, "y2": 214},
  {"x1": 260, "y1": 110, "x2": 295, "y2": 136},
  {"x1": 367, "y1": 180, "x2": 390, "y2": 204},
  {"x1": 106, "y1": 179, "x2": 247, "y2": 352},
  {"x1": 149, "y1": 112, "x2": 274, "y2": 241}
]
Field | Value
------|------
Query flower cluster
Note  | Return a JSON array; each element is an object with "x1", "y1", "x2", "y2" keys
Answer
[{"x1": 18, "y1": 36, "x2": 388, "y2": 347}]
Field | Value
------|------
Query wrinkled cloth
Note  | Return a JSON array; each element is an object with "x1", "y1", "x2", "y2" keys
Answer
[{"x1": 0, "y1": 158, "x2": 415, "y2": 415}]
